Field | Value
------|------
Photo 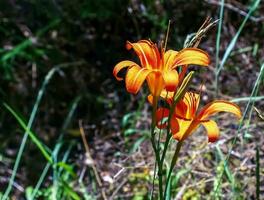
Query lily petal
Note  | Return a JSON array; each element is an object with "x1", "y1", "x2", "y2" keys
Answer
[
  {"x1": 170, "y1": 117, "x2": 179, "y2": 135},
  {"x1": 160, "y1": 90, "x2": 174, "y2": 100},
  {"x1": 172, "y1": 119, "x2": 192, "y2": 141},
  {"x1": 189, "y1": 92, "x2": 200, "y2": 117},
  {"x1": 164, "y1": 50, "x2": 178, "y2": 70},
  {"x1": 197, "y1": 100, "x2": 242, "y2": 121},
  {"x1": 156, "y1": 108, "x2": 170, "y2": 129},
  {"x1": 174, "y1": 118, "x2": 202, "y2": 141},
  {"x1": 146, "y1": 72, "x2": 164, "y2": 96},
  {"x1": 175, "y1": 100, "x2": 188, "y2": 118},
  {"x1": 126, "y1": 40, "x2": 160, "y2": 68},
  {"x1": 125, "y1": 65, "x2": 153, "y2": 94},
  {"x1": 113, "y1": 60, "x2": 139, "y2": 81},
  {"x1": 163, "y1": 70, "x2": 179, "y2": 91},
  {"x1": 202, "y1": 120, "x2": 220, "y2": 142},
  {"x1": 147, "y1": 94, "x2": 154, "y2": 104},
  {"x1": 147, "y1": 90, "x2": 174, "y2": 105},
  {"x1": 172, "y1": 48, "x2": 210, "y2": 68},
  {"x1": 182, "y1": 92, "x2": 200, "y2": 119}
]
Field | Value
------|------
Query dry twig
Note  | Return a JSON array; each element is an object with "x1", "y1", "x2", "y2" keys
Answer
[
  {"x1": 205, "y1": 0, "x2": 264, "y2": 22},
  {"x1": 79, "y1": 120, "x2": 107, "y2": 200}
]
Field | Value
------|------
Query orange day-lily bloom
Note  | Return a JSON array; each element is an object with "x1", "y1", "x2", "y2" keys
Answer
[
  {"x1": 113, "y1": 40, "x2": 210, "y2": 97},
  {"x1": 156, "y1": 91, "x2": 242, "y2": 142}
]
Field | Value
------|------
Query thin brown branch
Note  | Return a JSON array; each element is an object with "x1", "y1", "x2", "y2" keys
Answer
[
  {"x1": 79, "y1": 120, "x2": 107, "y2": 200},
  {"x1": 205, "y1": 0, "x2": 264, "y2": 22}
]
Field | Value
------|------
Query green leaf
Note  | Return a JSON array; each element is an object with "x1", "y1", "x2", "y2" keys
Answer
[
  {"x1": 124, "y1": 128, "x2": 139, "y2": 136},
  {"x1": 122, "y1": 112, "x2": 136, "y2": 127},
  {"x1": 56, "y1": 162, "x2": 77, "y2": 178},
  {"x1": 3, "y1": 103, "x2": 52, "y2": 163},
  {"x1": 216, "y1": 0, "x2": 261, "y2": 76},
  {"x1": 61, "y1": 180, "x2": 81, "y2": 200},
  {"x1": 25, "y1": 186, "x2": 34, "y2": 200},
  {"x1": 130, "y1": 137, "x2": 146, "y2": 153},
  {"x1": 216, "y1": 145, "x2": 234, "y2": 185}
]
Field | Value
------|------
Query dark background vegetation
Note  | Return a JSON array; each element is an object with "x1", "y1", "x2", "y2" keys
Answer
[{"x1": 0, "y1": 0, "x2": 263, "y2": 199}]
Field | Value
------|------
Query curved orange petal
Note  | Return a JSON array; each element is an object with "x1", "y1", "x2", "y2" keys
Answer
[
  {"x1": 164, "y1": 50, "x2": 178, "y2": 70},
  {"x1": 147, "y1": 94, "x2": 154, "y2": 104},
  {"x1": 163, "y1": 70, "x2": 179, "y2": 92},
  {"x1": 175, "y1": 100, "x2": 188, "y2": 118},
  {"x1": 113, "y1": 60, "x2": 139, "y2": 81},
  {"x1": 197, "y1": 100, "x2": 242, "y2": 121},
  {"x1": 201, "y1": 120, "x2": 220, "y2": 142},
  {"x1": 160, "y1": 90, "x2": 174, "y2": 100},
  {"x1": 156, "y1": 108, "x2": 170, "y2": 129},
  {"x1": 172, "y1": 48, "x2": 210, "y2": 69},
  {"x1": 147, "y1": 90, "x2": 174, "y2": 105},
  {"x1": 182, "y1": 92, "x2": 200, "y2": 119},
  {"x1": 146, "y1": 72, "x2": 164, "y2": 96},
  {"x1": 126, "y1": 40, "x2": 160, "y2": 69},
  {"x1": 172, "y1": 118, "x2": 203, "y2": 141},
  {"x1": 171, "y1": 119, "x2": 192, "y2": 141},
  {"x1": 170, "y1": 117, "x2": 179, "y2": 135},
  {"x1": 125, "y1": 65, "x2": 153, "y2": 94},
  {"x1": 163, "y1": 90, "x2": 175, "y2": 105}
]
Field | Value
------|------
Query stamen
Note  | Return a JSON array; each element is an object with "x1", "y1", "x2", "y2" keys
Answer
[{"x1": 164, "y1": 20, "x2": 171, "y2": 51}]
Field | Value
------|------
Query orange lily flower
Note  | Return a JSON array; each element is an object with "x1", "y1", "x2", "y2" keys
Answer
[
  {"x1": 156, "y1": 92, "x2": 242, "y2": 142},
  {"x1": 113, "y1": 40, "x2": 210, "y2": 97}
]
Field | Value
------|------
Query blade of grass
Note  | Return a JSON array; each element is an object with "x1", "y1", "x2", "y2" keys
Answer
[
  {"x1": 61, "y1": 180, "x2": 81, "y2": 200},
  {"x1": 231, "y1": 96, "x2": 264, "y2": 103},
  {"x1": 29, "y1": 95, "x2": 82, "y2": 200},
  {"x1": 242, "y1": 81, "x2": 261, "y2": 139},
  {"x1": 2, "y1": 67, "x2": 60, "y2": 200},
  {"x1": 2, "y1": 61, "x2": 83, "y2": 199},
  {"x1": 215, "y1": 145, "x2": 240, "y2": 198},
  {"x1": 1, "y1": 19, "x2": 60, "y2": 62},
  {"x1": 52, "y1": 95, "x2": 83, "y2": 181},
  {"x1": 216, "y1": 146, "x2": 234, "y2": 184},
  {"x1": 215, "y1": 0, "x2": 260, "y2": 94},
  {"x1": 213, "y1": 160, "x2": 223, "y2": 199},
  {"x1": 214, "y1": 61, "x2": 264, "y2": 196},
  {"x1": 169, "y1": 169, "x2": 190, "y2": 199},
  {"x1": 28, "y1": 163, "x2": 50, "y2": 199},
  {"x1": 0, "y1": 19, "x2": 60, "y2": 78},
  {"x1": 53, "y1": 142, "x2": 75, "y2": 200},
  {"x1": 215, "y1": 0, "x2": 225, "y2": 95},
  {"x1": 3, "y1": 103, "x2": 52, "y2": 162}
]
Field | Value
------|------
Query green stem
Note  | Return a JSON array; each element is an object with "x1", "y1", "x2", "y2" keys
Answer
[
  {"x1": 215, "y1": 0, "x2": 224, "y2": 98},
  {"x1": 161, "y1": 72, "x2": 194, "y2": 166},
  {"x1": 150, "y1": 161, "x2": 157, "y2": 200},
  {"x1": 164, "y1": 141, "x2": 183, "y2": 199},
  {"x1": 150, "y1": 96, "x2": 158, "y2": 155},
  {"x1": 160, "y1": 109, "x2": 173, "y2": 166},
  {"x1": 150, "y1": 96, "x2": 163, "y2": 200},
  {"x1": 151, "y1": 102, "x2": 166, "y2": 200}
]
